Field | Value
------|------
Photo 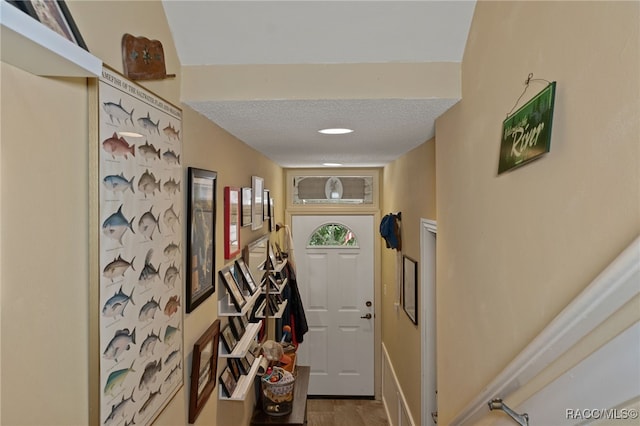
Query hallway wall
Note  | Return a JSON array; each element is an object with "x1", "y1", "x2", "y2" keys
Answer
[
  {"x1": 1, "y1": 2, "x2": 283, "y2": 425},
  {"x1": 435, "y1": 1, "x2": 640, "y2": 424},
  {"x1": 381, "y1": 140, "x2": 437, "y2": 425}
]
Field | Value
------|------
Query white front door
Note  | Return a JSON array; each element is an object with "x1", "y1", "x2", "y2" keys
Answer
[{"x1": 292, "y1": 215, "x2": 374, "y2": 396}]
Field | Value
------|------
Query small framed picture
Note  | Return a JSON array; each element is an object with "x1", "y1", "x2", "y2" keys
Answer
[
  {"x1": 240, "y1": 356, "x2": 252, "y2": 375},
  {"x1": 228, "y1": 358, "x2": 242, "y2": 381},
  {"x1": 219, "y1": 266, "x2": 246, "y2": 311},
  {"x1": 17, "y1": 0, "x2": 89, "y2": 50},
  {"x1": 402, "y1": 255, "x2": 418, "y2": 325},
  {"x1": 223, "y1": 186, "x2": 241, "y2": 260},
  {"x1": 219, "y1": 366, "x2": 237, "y2": 398},
  {"x1": 220, "y1": 324, "x2": 237, "y2": 353},
  {"x1": 240, "y1": 314, "x2": 249, "y2": 328},
  {"x1": 235, "y1": 258, "x2": 259, "y2": 295},
  {"x1": 241, "y1": 187, "x2": 252, "y2": 227},
  {"x1": 246, "y1": 350, "x2": 256, "y2": 366},
  {"x1": 230, "y1": 315, "x2": 245, "y2": 338},
  {"x1": 251, "y1": 176, "x2": 264, "y2": 231}
]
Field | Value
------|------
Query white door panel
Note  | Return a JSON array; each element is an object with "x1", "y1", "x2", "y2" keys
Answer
[{"x1": 293, "y1": 215, "x2": 374, "y2": 396}]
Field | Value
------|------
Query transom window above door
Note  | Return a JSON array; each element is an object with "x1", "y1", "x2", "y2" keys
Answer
[
  {"x1": 293, "y1": 176, "x2": 373, "y2": 204},
  {"x1": 308, "y1": 223, "x2": 359, "y2": 247}
]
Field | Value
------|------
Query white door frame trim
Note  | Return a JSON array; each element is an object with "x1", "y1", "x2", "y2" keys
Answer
[{"x1": 421, "y1": 219, "x2": 437, "y2": 425}]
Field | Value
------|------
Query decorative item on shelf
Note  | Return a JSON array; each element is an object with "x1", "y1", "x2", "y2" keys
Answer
[
  {"x1": 187, "y1": 167, "x2": 217, "y2": 313},
  {"x1": 121, "y1": 33, "x2": 176, "y2": 81},
  {"x1": 189, "y1": 320, "x2": 220, "y2": 423}
]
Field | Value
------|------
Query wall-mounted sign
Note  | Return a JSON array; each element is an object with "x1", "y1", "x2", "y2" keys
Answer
[{"x1": 498, "y1": 82, "x2": 556, "y2": 174}]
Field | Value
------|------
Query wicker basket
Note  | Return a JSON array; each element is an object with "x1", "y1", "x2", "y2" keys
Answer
[{"x1": 261, "y1": 367, "x2": 295, "y2": 416}]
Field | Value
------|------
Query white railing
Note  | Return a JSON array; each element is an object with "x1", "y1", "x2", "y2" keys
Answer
[{"x1": 451, "y1": 235, "x2": 640, "y2": 425}]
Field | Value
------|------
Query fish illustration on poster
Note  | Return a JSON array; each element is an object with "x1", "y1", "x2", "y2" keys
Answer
[{"x1": 98, "y1": 65, "x2": 183, "y2": 426}]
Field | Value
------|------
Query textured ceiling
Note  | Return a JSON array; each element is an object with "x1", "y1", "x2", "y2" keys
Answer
[{"x1": 162, "y1": 1, "x2": 477, "y2": 167}]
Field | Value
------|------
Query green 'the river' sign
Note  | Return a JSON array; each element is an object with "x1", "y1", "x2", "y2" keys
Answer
[{"x1": 499, "y1": 82, "x2": 556, "y2": 174}]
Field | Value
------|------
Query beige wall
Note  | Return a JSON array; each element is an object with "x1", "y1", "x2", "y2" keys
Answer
[
  {"x1": 435, "y1": 1, "x2": 640, "y2": 424},
  {"x1": 381, "y1": 140, "x2": 436, "y2": 425},
  {"x1": 1, "y1": 1, "x2": 282, "y2": 425}
]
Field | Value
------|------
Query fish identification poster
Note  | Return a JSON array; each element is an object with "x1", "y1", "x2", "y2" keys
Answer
[{"x1": 98, "y1": 65, "x2": 183, "y2": 426}]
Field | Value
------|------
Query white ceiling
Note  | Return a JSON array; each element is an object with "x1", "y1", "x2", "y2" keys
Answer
[{"x1": 162, "y1": 0, "x2": 476, "y2": 167}]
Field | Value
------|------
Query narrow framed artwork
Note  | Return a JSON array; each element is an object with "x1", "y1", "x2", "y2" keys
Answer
[
  {"x1": 224, "y1": 186, "x2": 241, "y2": 259},
  {"x1": 187, "y1": 167, "x2": 217, "y2": 313},
  {"x1": 189, "y1": 320, "x2": 220, "y2": 423},
  {"x1": 403, "y1": 255, "x2": 418, "y2": 325},
  {"x1": 251, "y1": 176, "x2": 264, "y2": 231},
  {"x1": 241, "y1": 187, "x2": 252, "y2": 227},
  {"x1": 219, "y1": 366, "x2": 237, "y2": 398},
  {"x1": 220, "y1": 324, "x2": 238, "y2": 353},
  {"x1": 17, "y1": 0, "x2": 88, "y2": 50},
  {"x1": 235, "y1": 258, "x2": 259, "y2": 295},
  {"x1": 263, "y1": 189, "x2": 270, "y2": 222}
]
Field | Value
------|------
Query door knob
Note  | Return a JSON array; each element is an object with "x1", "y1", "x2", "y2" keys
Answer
[{"x1": 360, "y1": 313, "x2": 372, "y2": 319}]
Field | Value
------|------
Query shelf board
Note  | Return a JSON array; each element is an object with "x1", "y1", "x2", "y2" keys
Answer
[
  {"x1": 1, "y1": 1, "x2": 101, "y2": 77},
  {"x1": 219, "y1": 355, "x2": 264, "y2": 401},
  {"x1": 220, "y1": 322, "x2": 262, "y2": 358}
]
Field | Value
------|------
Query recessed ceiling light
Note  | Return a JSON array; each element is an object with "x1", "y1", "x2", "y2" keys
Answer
[
  {"x1": 318, "y1": 128, "x2": 354, "y2": 135},
  {"x1": 323, "y1": 163, "x2": 343, "y2": 167}
]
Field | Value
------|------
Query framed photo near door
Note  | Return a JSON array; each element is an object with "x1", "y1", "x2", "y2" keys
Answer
[
  {"x1": 251, "y1": 176, "x2": 264, "y2": 231},
  {"x1": 403, "y1": 255, "x2": 418, "y2": 324},
  {"x1": 224, "y1": 186, "x2": 241, "y2": 259}
]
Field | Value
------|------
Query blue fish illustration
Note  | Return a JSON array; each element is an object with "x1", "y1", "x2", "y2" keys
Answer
[
  {"x1": 139, "y1": 249, "x2": 161, "y2": 287},
  {"x1": 137, "y1": 112, "x2": 160, "y2": 134},
  {"x1": 138, "y1": 206, "x2": 160, "y2": 240},
  {"x1": 162, "y1": 149, "x2": 180, "y2": 165},
  {"x1": 163, "y1": 324, "x2": 180, "y2": 345},
  {"x1": 139, "y1": 359, "x2": 162, "y2": 391},
  {"x1": 103, "y1": 173, "x2": 135, "y2": 194},
  {"x1": 102, "y1": 205, "x2": 135, "y2": 245},
  {"x1": 104, "y1": 389, "x2": 135, "y2": 426},
  {"x1": 138, "y1": 169, "x2": 161, "y2": 198},
  {"x1": 102, "y1": 286, "x2": 135, "y2": 318},
  {"x1": 103, "y1": 99, "x2": 134, "y2": 125},
  {"x1": 103, "y1": 255, "x2": 136, "y2": 282},
  {"x1": 104, "y1": 361, "x2": 136, "y2": 396},
  {"x1": 138, "y1": 297, "x2": 161, "y2": 322},
  {"x1": 139, "y1": 329, "x2": 162, "y2": 358},
  {"x1": 103, "y1": 328, "x2": 136, "y2": 362}
]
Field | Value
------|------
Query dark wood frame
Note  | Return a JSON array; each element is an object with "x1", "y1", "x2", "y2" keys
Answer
[
  {"x1": 186, "y1": 167, "x2": 217, "y2": 313},
  {"x1": 402, "y1": 255, "x2": 418, "y2": 325},
  {"x1": 189, "y1": 319, "x2": 220, "y2": 423},
  {"x1": 224, "y1": 186, "x2": 241, "y2": 259},
  {"x1": 17, "y1": 0, "x2": 88, "y2": 50}
]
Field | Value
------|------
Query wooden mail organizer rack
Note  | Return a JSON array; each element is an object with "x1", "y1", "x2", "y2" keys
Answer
[{"x1": 250, "y1": 366, "x2": 310, "y2": 426}]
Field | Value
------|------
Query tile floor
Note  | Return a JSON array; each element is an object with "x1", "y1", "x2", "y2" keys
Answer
[{"x1": 306, "y1": 398, "x2": 390, "y2": 426}]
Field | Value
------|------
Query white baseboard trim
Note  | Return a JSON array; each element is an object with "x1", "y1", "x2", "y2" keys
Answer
[
  {"x1": 382, "y1": 342, "x2": 417, "y2": 426},
  {"x1": 451, "y1": 235, "x2": 640, "y2": 425}
]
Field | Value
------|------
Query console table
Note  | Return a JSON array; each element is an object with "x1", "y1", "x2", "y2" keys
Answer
[{"x1": 250, "y1": 366, "x2": 310, "y2": 426}]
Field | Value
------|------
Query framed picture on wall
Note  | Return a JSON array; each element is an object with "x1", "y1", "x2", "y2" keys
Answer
[
  {"x1": 241, "y1": 187, "x2": 252, "y2": 227},
  {"x1": 188, "y1": 320, "x2": 220, "y2": 423},
  {"x1": 403, "y1": 255, "x2": 418, "y2": 325},
  {"x1": 186, "y1": 167, "x2": 217, "y2": 313},
  {"x1": 251, "y1": 176, "x2": 264, "y2": 231},
  {"x1": 224, "y1": 186, "x2": 241, "y2": 259}
]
